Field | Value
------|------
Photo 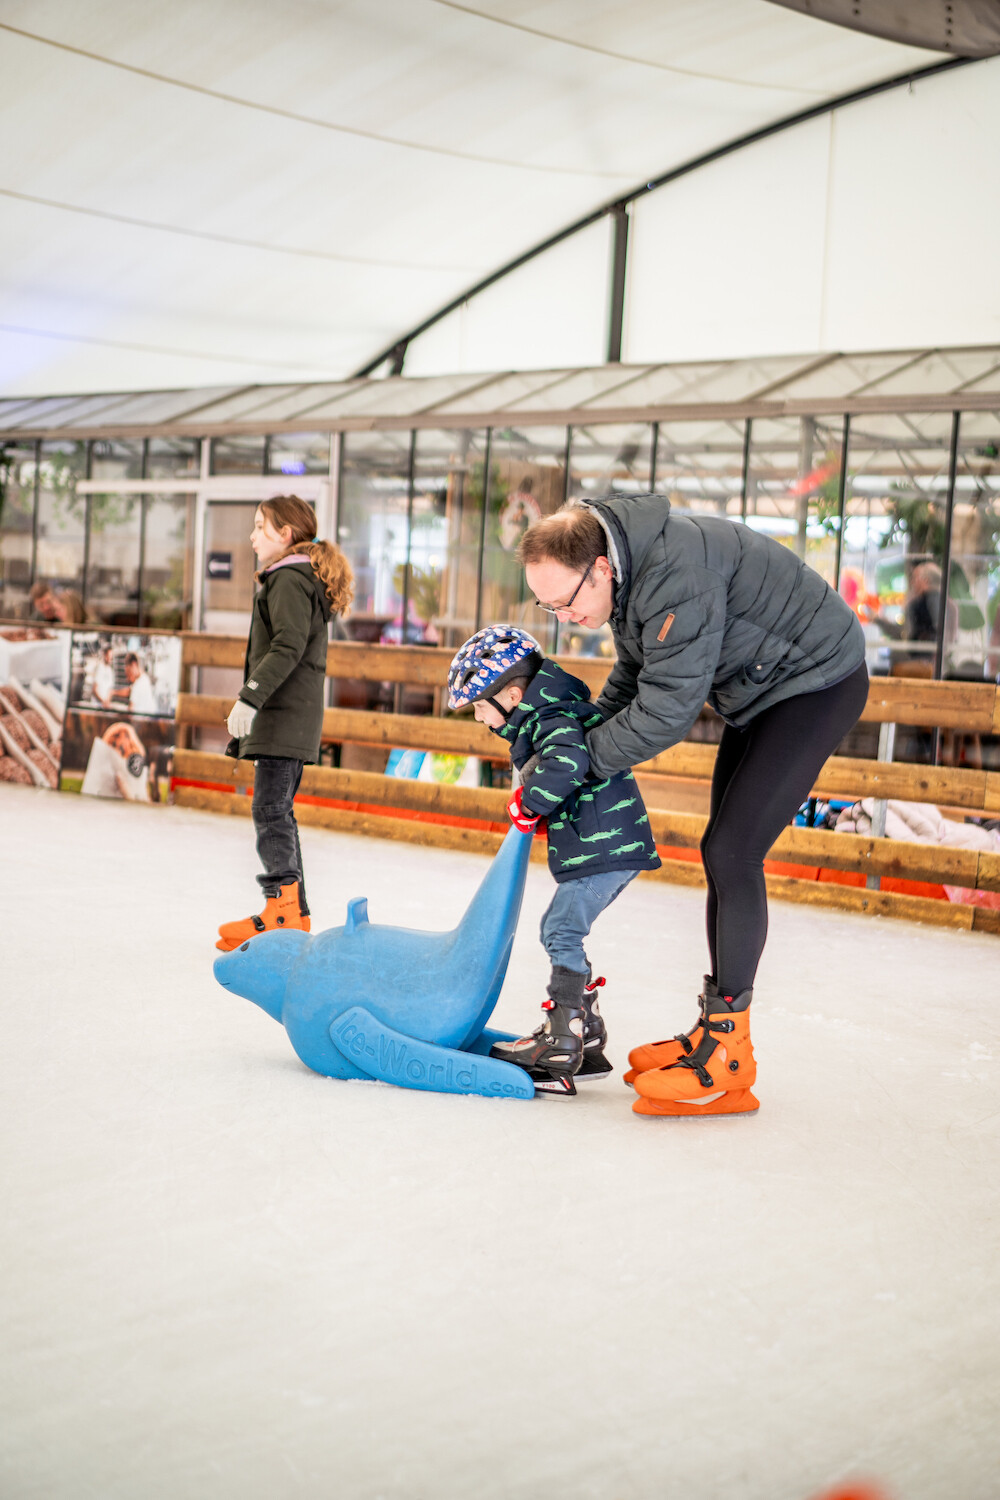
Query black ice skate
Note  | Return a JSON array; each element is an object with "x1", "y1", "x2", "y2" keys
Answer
[
  {"x1": 577, "y1": 975, "x2": 613, "y2": 1083},
  {"x1": 490, "y1": 965, "x2": 586, "y2": 1096}
]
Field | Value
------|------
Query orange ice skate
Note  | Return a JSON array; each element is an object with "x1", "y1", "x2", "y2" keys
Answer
[{"x1": 216, "y1": 882, "x2": 310, "y2": 952}]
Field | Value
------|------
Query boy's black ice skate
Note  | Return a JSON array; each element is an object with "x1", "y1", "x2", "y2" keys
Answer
[
  {"x1": 490, "y1": 966, "x2": 586, "y2": 1096},
  {"x1": 577, "y1": 975, "x2": 613, "y2": 1083}
]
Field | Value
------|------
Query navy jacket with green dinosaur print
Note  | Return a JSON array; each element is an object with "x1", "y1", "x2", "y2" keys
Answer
[{"x1": 492, "y1": 657, "x2": 661, "y2": 885}]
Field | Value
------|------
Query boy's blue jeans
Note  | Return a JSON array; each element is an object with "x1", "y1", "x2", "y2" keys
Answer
[{"x1": 539, "y1": 869, "x2": 639, "y2": 974}]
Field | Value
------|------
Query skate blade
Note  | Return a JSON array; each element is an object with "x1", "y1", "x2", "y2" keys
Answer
[
  {"x1": 575, "y1": 1058, "x2": 613, "y2": 1083},
  {"x1": 632, "y1": 1088, "x2": 760, "y2": 1118},
  {"x1": 530, "y1": 1073, "x2": 578, "y2": 1097}
]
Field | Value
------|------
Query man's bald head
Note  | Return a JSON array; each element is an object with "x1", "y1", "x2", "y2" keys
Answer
[{"x1": 515, "y1": 505, "x2": 606, "y2": 573}]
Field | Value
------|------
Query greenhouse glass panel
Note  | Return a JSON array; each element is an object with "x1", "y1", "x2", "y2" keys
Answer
[
  {"x1": 90, "y1": 440, "x2": 144, "y2": 483},
  {"x1": 35, "y1": 441, "x2": 87, "y2": 603},
  {"x1": 481, "y1": 425, "x2": 565, "y2": 655},
  {"x1": 838, "y1": 411, "x2": 957, "y2": 763},
  {"x1": 948, "y1": 411, "x2": 1000, "y2": 688},
  {"x1": 338, "y1": 431, "x2": 413, "y2": 629},
  {"x1": 407, "y1": 429, "x2": 487, "y2": 655},
  {"x1": 514, "y1": 367, "x2": 650, "y2": 413},
  {"x1": 267, "y1": 433, "x2": 331, "y2": 477},
  {"x1": 210, "y1": 436, "x2": 266, "y2": 476},
  {"x1": 567, "y1": 425, "x2": 654, "y2": 502},
  {"x1": 142, "y1": 494, "x2": 194, "y2": 630},
  {"x1": 744, "y1": 415, "x2": 846, "y2": 585},
  {"x1": 0, "y1": 442, "x2": 37, "y2": 616},
  {"x1": 654, "y1": 419, "x2": 746, "y2": 518},
  {"x1": 146, "y1": 438, "x2": 200, "y2": 480},
  {"x1": 85, "y1": 493, "x2": 141, "y2": 625}
]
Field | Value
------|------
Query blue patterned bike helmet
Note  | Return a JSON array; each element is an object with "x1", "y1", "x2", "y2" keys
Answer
[{"x1": 447, "y1": 625, "x2": 542, "y2": 711}]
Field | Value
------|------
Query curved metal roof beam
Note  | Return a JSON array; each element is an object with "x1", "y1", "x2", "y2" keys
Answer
[{"x1": 354, "y1": 54, "x2": 976, "y2": 379}]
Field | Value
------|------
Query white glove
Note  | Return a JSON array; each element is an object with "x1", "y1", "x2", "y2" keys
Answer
[{"x1": 227, "y1": 699, "x2": 258, "y2": 738}]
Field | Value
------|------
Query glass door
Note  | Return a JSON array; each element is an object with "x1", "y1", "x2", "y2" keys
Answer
[{"x1": 201, "y1": 501, "x2": 258, "y2": 636}]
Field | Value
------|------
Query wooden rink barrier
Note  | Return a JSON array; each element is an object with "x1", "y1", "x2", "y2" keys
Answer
[{"x1": 173, "y1": 635, "x2": 1000, "y2": 936}]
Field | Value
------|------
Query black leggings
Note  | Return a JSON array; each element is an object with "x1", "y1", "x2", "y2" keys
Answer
[{"x1": 700, "y1": 662, "x2": 869, "y2": 996}]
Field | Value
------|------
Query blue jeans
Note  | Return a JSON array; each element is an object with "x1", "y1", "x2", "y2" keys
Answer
[
  {"x1": 252, "y1": 757, "x2": 308, "y2": 913},
  {"x1": 539, "y1": 870, "x2": 639, "y2": 974}
]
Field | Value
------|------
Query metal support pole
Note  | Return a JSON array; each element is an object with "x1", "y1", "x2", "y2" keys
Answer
[
  {"x1": 932, "y1": 411, "x2": 961, "y2": 765},
  {"x1": 394, "y1": 430, "x2": 418, "y2": 711},
  {"x1": 739, "y1": 419, "x2": 752, "y2": 523},
  {"x1": 554, "y1": 427, "x2": 574, "y2": 652},
  {"x1": 933, "y1": 411, "x2": 961, "y2": 684},
  {"x1": 795, "y1": 417, "x2": 816, "y2": 560},
  {"x1": 649, "y1": 422, "x2": 659, "y2": 491},
  {"x1": 606, "y1": 205, "x2": 629, "y2": 364},
  {"x1": 866, "y1": 719, "x2": 897, "y2": 890},
  {"x1": 474, "y1": 428, "x2": 493, "y2": 631},
  {"x1": 137, "y1": 439, "x2": 149, "y2": 630},
  {"x1": 29, "y1": 438, "x2": 40, "y2": 587},
  {"x1": 81, "y1": 441, "x2": 93, "y2": 607},
  {"x1": 833, "y1": 413, "x2": 850, "y2": 592}
]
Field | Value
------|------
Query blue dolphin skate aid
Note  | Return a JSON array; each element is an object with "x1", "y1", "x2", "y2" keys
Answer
[{"x1": 213, "y1": 825, "x2": 534, "y2": 1099}]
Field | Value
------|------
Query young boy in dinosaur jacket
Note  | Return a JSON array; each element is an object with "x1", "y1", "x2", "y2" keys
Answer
[{"x1": 449, "y1": 626, "x2": 660, "y2": 1095}]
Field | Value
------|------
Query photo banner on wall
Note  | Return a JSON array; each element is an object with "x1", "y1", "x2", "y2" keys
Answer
[
  {"x1": 60, "y1": 631, "x2": 183, "y2": 803},
  {"x1": 0, "y1": 625, "x2": 71, "y2": 787}
]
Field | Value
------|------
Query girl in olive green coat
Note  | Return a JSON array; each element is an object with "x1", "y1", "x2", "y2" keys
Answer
[{"x1": 216, "y1": 496, "x2": 353, "y2": 952}]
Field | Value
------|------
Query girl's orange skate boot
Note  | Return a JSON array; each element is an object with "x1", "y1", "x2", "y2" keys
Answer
[
  {"x1": 216, "y1": 882, "x2": 311, "y2": 952},
  {"x1": 632, "y1": 988, "x2": 759, "y2": 1116},
  {"x1": 623, "y1": 976, "x2": 719, "y2": 1085}
]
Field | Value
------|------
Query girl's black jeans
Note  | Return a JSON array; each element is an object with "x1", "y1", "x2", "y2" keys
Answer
[{"x1": 252, "y1": 756, "x2": 309, "y2": 915}]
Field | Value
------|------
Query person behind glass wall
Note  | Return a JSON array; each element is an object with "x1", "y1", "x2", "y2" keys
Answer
[
  {"x1": 868, "y1": 561, "x2": 956, "y2": 669},
  {"x1": 28, "y1": 580, "x2": 88, "y2": 625}
]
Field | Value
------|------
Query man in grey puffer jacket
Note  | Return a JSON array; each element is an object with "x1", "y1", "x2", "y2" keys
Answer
[{"x1": 518, "y1": 495, "x2": 868, "y2": 1120}]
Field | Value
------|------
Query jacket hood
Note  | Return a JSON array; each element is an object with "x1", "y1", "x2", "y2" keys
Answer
[
  {"x1": 274, "y1": 559, "x2": 332, "y2": 624},
  {"x1": 502, "y1": 657, "x2": 591, "y2": 736},
  {"x1": 576, "y1": 494, "x2": 673, "y2": 620}
]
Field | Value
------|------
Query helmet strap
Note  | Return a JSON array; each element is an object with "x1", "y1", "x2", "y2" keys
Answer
[{"x1": 485, "y1": 694, "x2": 514, "y2": 723}]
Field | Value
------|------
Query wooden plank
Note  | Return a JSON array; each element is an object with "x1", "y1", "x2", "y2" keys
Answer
[
  {"x1": 173, "y1": 749, "x2": 510, "y2": 822},
  {"x1": 172, "y1": 785, "x2": 990, "y2": 933},
  {"x1": 179, "y1": 633, "x2": 246, "y2": 670},
  {"x1": 174, "y1": 746, "x2": 998, "y2": 891},
  {"x1": 636, "y1": 752, "x2": 993, "y2": 811},
  {"x1": 181, "y1": 633, "x2": 612, "y2": 693},
  {"x1": 975, "y1": 850, "x2": 1000, "y2": 895},
  {"x1": 320, "y1": 707, "x2": 503, "y2": 758},
  {"x1": 987, "y1": 773, "x2": 1000, "y2": 814},
  {"x1": 174, "y1": 694, "x2": 507, "y2": 759},
  {"x1": 761, "y1": 875, "x2": 975, "y2": 930},
  {"x1": 860, "y1": 678, "x2": 996, "y2": 730},
  {"x1": 179, "y1": 632, "x2": 999, "y2": 730},
  {"x1": 173, "y1": 783, "x2": 520, "y2": 859},
  {"x1": 810, "y1": 756, "x2": 989, "y2": 809},
  {"x1": 176, "y1": 693, "x2": 234, "y2": 729},
  {"x1": 643, "y1": 807, "x2": 993, "y2": 890},
  {"x1": 636, "y1": 743, "x2": 718, "y2": 778}
]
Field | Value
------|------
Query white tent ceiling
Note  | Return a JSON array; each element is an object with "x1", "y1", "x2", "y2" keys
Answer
[{"x1": 0, "y1": 1, "x2": 959, "y2": 397}]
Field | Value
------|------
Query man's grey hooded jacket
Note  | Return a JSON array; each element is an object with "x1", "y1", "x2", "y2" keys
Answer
[{"x1": 581, "y1": 494, "x2": 866, "y2": 777}]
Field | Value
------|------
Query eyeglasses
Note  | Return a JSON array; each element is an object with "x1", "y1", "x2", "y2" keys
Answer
[{"x1": 534, "y1": 565, "x2": 593, "y2": 616}]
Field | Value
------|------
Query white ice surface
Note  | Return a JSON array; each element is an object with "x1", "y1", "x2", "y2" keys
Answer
[{"x1": 1, "y1": 784, "x2": 998, "y2": 1500}]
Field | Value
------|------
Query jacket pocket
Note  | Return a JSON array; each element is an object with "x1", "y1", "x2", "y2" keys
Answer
[{"x1": 739, "y1": 657, "x2": 785, "y2": 689}]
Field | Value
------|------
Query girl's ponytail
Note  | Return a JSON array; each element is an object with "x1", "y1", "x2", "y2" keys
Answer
[
  {"x1": 257, "y1": 495, "x2": 354, "y2": 616},
  {"x1": 305, "y1": 538, "x2": 353, "y2": 615}
]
